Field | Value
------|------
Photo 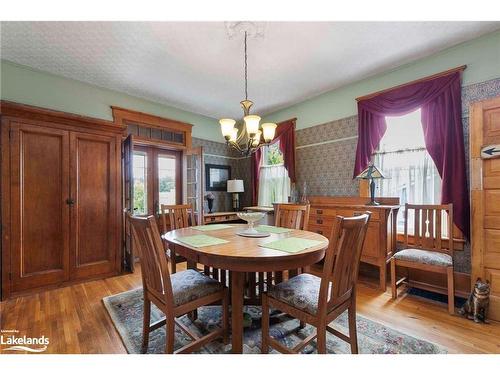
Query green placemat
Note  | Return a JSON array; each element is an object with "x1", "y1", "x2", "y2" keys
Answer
[
  {"x1": 176, "y1": 235, "x2": 229, "y2": 248},
  {"x1": 191, "y1": 224, "x2": 233, "y2": 231},
  {"x1": 255, "y1": 225, "x2": 292, "y2": 234},
  {"x1": 260, "y1": 237, "x2": 325, "y2": 253}
]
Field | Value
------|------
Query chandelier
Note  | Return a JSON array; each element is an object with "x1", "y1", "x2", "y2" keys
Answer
[{"x1": 219, "y1": 31, "x2": 277, "y2": 155}]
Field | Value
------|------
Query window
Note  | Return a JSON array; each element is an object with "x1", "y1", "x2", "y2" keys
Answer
[
  {"x1": 133, "y1": 152, "x2": 148, "y2": 215},
  {"x1": 132, "y1": 146, "x2": 181, "y2": 215},
  {"x1": 258, "y1": 141, "x2": 291, "y2": 207},
  {"x1": 157, "y1": 154, "x2": 177, "y2": 207},
  {"x1": 374, "y1": 109, "x2": 446, "y2": 235}
]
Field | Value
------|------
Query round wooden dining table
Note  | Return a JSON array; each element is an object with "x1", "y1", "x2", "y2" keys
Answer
[{"x1": 163, "y1": 224, "x2": 329, "y2": 353}]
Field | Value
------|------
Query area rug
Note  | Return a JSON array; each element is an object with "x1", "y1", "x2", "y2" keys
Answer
[{"x1": 103, "y1": 288, "x2": 446, "y2": 354}]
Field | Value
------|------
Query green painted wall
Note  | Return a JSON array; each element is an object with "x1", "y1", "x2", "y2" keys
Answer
[
  {"x1": 263, "y1": 30, "x2": 500, "y2": 129},
  {"x1": 0, "y1": 61, "x2": 222, "y2": 142}
]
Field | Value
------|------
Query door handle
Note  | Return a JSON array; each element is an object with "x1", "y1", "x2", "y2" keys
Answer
[{"x1": 66, "y1": 198, "x2": 75, "y2": 205}]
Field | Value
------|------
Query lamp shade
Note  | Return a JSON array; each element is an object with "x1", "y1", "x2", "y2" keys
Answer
[
  {"x1": 261, "y1": 122, "x2": 277, "y2": 142},
  {"x1": 356, "y1": 164, "x2": 386, "y2": 179},
  {"x1": 220, "y1": 118, "x2": 236, "y2": 139},
  {"x1": 227, "y1": 179, "x2": 244, "y2": 193},
  {"x1": 244, "y1": 115, "x2": 261, "y2": 136}
]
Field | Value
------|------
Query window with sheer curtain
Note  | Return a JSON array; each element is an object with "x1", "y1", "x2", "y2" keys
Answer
[
  {"x1": 258, "y1": 141, "x2": 291, "y2": 207},
  {"x1": 374, "y1": 109, "x2": 446, "y2": 235}
]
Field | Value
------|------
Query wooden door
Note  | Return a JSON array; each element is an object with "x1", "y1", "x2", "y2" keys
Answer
[
  {"x1": 70, "y1": 132, "x2": 119, "y2": 279},
  {"x1": 122, "y1": 135, "x2": 134, "y2": 272},
  {"x1": 10, "y1": 122, "x2": 70, "y2": 292},
  {"x1": 471, "y1": 96, "x2": 500, "y2": 321}
]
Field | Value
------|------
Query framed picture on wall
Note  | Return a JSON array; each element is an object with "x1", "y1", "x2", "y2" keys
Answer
[{"x1": 205, "y1": 164, "x2": 231, "y2": 191}]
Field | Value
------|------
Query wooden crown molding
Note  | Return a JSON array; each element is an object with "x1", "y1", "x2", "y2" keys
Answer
[
  {"x1": 356, "y1": 65, "x2": 467, "y2": 102},
  {"x1": 111, "y1": 106, "x2": 193, "y2": 132},
  {"x1": 0, "y1": 100, "x2": 125, "y2": 134}
]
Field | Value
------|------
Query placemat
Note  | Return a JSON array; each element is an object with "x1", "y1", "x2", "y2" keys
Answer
[
  {"x1": 176, "y1": 235, "x2": 229, "y2": 248},
  {"x1": 260, "y1": 237, "x2": 325, "y2": 253},
  {"x1": 191, "y1": 224, "x2": 233, "y2": 231},
  {"x1": 255, "y1": 225, "x2": 292, "y2": 234}
]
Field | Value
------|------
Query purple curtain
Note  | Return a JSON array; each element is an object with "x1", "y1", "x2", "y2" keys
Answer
[{"x1": 353, "y1": 71, "x2": 469, "y2": 239}]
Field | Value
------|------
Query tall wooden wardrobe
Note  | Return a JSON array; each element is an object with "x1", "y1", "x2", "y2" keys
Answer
[{"x1": 1, "y1": 101, "x2": 124, "y2": 299}]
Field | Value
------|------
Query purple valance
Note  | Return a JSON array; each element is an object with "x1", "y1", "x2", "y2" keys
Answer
[{"x1": 353, "y1": 71, "x2": 470, "y2": 239}]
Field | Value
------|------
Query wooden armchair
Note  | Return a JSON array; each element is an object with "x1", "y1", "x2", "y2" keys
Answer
[
  {"x1": 160, "y1": 204, "x2": 196, "y2": 273},
  {"x1": 261, "y1": 213, "x2": 371, "y2": 354},
  {"x1": 390, "y1": 204, "x2": 455, "y2": 314},
  {"x1": 128, "y1": 214, "x2": 229, "y2": 354}
]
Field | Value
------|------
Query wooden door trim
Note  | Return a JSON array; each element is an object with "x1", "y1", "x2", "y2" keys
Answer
[
  {"x1": 0, "y1": 100, "x2": 124, "y2": 134},
  {"x1": 1, "y1": 118, "x2": 12, "y2": 299},
  {"x1": 111, "y1": 106, "x2": 193, "y2": 132}
]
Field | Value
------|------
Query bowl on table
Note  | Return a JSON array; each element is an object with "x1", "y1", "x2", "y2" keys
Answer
[{"x1": 236, "y1": 212, "x2": 269, "y2": 237}]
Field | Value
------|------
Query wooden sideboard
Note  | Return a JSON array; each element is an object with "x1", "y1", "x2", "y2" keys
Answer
[
  {"x1": 203, "y1": 211, "x2": 241, "y2": 224},
  {"x1": 307, "y1": 196, "x2": 400, "y2": 291}
]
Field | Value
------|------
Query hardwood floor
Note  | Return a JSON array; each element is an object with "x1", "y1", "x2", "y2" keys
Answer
[{"x1": 1, "y1": 264, "x2": 499, "y2": 354}]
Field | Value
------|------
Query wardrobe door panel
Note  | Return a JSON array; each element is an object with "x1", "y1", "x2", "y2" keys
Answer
[
  {"x1": 70, "y1": 132, "x2": 119, "y2": 279},
  {"x1": 10, "y1": 122, "x2": 70, "y2": 291}
]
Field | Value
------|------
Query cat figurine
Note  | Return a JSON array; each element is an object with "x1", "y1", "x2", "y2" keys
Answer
[{"x1": 458, "y1": 278, "x2": 490, "y2": 323}]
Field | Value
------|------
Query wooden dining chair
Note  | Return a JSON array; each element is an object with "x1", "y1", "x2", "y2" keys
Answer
[
  {"x1": 127, "y1": 214, "x2": 229, "y2": 354},
  {"x1": 274, "y1": 203, "x2": 311, "y2": 231},
  {"x1": 160, "y1": 204, "x2": 196, "y2": 274},
  {"x1": 390, "y1": 204, "x2": 455, "y2": 314},
  {"x1": 273, "y1": 203, "x2": 311, "y2": 283},
  {"x1": 261, "y1": 212, "x2": 371, "y2": 354}
]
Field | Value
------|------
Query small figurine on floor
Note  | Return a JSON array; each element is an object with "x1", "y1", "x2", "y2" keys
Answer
[{"x1": 458, "y1": 278, "x2": 490, "y2": 323}]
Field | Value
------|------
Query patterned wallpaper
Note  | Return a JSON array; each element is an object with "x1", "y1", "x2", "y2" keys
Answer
[
  {"x1": 192, "y1": 78, "x2": 499, "y2": 273},
  {"x1": 192, "y1": 137, "x2": 252, "y2": 212}
]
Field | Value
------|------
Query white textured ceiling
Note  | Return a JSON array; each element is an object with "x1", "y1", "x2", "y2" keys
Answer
[{"x1": 1, "y1": 21, "x2": 499, "y2": 119}]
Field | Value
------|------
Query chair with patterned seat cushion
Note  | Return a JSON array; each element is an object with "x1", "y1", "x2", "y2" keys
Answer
[
  {"x1": 261, "y1": 212, "x2": 371, "y2": 354},
  {"x1": 128, "y1": 214, "x2": 229, "y2": 354},
  {"x1": 390, "y1": 204, "x2": 456, "y2": 314},
  {"x1": 267, "y1": 273, "x2": 331, "y2": 315}
]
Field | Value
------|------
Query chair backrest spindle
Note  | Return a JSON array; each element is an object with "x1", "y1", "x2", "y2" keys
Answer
[{"x1": 403, "y1": 204, "x2": 453, "y2": 255}]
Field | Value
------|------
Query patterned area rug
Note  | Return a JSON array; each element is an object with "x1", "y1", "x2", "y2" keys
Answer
[{"x1": 103, "y1": 288, "x2": 446, "y2": 354}]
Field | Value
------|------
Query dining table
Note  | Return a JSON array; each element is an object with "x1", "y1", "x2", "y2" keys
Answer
[{"x1": 162, "y1": 223, "x2": 329, "y2": 353}]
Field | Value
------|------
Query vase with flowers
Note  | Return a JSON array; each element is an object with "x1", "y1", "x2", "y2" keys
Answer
[{"x1": 204, "y1": 192, "x2": 215, "y2": 213}]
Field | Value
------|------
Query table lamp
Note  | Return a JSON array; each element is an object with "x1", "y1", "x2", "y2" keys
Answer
[
  {"x1": 356, "y1": 164, "x2": 386, "y2": 206},
  {"x1": 227, "y1": 179, "x2": 244, "y2": 211}
]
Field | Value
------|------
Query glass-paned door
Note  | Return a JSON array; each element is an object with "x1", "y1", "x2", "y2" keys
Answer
[
  {"x1": 185, "y1": 147, "x2": 204, "y2": 225},
  {"x1": 132, "y1": 145, "x2": 182, "y2": 216},
  {"x1": 133, "y1": 152, "x2": 148, "y2": 215},
  {"x1": 157, "y1": 154, "x2": 178, "y2": 209}
]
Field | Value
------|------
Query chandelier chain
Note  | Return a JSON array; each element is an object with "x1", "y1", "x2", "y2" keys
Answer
[{"x1": 244, "y1": 31, "x2": 248, "y2": 100}]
